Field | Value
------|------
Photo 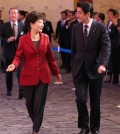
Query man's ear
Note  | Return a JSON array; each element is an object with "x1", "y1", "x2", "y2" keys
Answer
[{"x1": 87, "y1": 12, "x2": 91, "y2": 17}]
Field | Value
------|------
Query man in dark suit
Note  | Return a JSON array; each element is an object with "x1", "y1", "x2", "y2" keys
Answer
[
  {"x1": 42, "y1": 13, "x2": 54, "y2": 43},
  {"x1": 0, "y1": 8, "x2": 24, "y2": 98},
  {"x1": 0, "y1": 10, "x2": 5, "y2": 73},
  {"x1": 18, "y1": 10, "x2": 26, "y2": 24},
  {"x1": 65, "y1": 10, "x2": 79, "y2": 73},
  {"x1": 71, "y1": 2, "x2": 111, "y2": 134},
  {"x1": 107, "y1": 9, "x2": 120, "y2": 83},
  {"x1": 55, "y1": 11, "x2": 68, "y2": 69}
]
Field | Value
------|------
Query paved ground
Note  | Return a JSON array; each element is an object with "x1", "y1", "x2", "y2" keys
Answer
[{"x1": 0, "y1": 69, "x2": 120, "y2": 134}]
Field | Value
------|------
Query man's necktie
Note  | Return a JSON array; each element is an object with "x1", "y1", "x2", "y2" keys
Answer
[
  {"x1": 83, "y1": 25, "x2": 88, "y2": 47},
  {"x1": 61, "y1": 20, "x2": 65, "y2": 27}
]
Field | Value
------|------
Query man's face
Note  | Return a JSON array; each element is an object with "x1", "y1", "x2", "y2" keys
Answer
[
  {"x1": 107, "y1": 11, "x2": 115, "y2": 21},
  {"x1": 61, "y1": 13, "x2": 67, "y2": 20},
  {"x1": 42, "y1": 14, "x2": 46, "y2": 21},
  {"x1": 18, "y1": 13, "x2": 24, "y2": 21},
  {"x1": 69, "y1": 13, "x2": 75, "y2": 20},
  {"x1": 9, "y1": 9, "x2": 18, "y2": 22},
  {"x1": 77, "y1": 7, "x2": 89, "y2": 23}
]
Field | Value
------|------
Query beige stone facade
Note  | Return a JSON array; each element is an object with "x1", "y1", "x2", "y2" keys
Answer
[
  {"x1": 93, "y1": 0, "x2": 120, "y2": 22},
  {"x1": 0, "y1": 0, "x2": 74, "y2": 30},
  {"x1": 0, "y1": 0, "x2": 120, "y2": 28}
]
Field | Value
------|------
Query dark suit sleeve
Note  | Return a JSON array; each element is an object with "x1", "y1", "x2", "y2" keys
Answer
[
  {"x1": 71, "y1": 26, "x2": 76, "y2": 66},
  {"x1": 49, "y1": 21, "x2": 54, "y2": 33},
  {"x1": 99, "y1": 24, "x2": 111, "y2": 67},
  {"x1": 0, "y1": 24, "x2": 9, "y2": 44},
  {"x1": 55, "y1": 21, "x2": 60, "y2": 39}
]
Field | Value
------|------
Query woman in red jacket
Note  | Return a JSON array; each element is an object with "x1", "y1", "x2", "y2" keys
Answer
[{"x1": 6, "y1": 11, "x2": 62, "y2": 134}]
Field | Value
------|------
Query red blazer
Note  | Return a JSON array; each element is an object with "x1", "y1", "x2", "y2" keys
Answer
[{"x1": 12, "y1": 32, "x2": 59, "y2": 86}]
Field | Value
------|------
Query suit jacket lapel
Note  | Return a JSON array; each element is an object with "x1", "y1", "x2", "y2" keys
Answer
[
  {"x1": 26, "y1": 33, "x2": 46, "y2": 53},
  {"x1": 26, "y1": 32, "x2": 39, "y2": 53},
  {"x1": 86, "y1": 21, "x2": 97, "y2": 48},
  {"x1": 8, "y1": 22, "x2": 14, "y2": 35},
  {"x1": 17, "y1": 22, "x2": 21, "y2": 39},
  {"x1": 78, "y1": 23, "x2": 85, "y2": 49},
  {"x1": 38, "y1": 33, "x2": 44, "y2": 51}
]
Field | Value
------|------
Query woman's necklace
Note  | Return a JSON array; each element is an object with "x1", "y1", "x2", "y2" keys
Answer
[{"x1": 30, "y1": 33, "x2": 40, "y2": 41}]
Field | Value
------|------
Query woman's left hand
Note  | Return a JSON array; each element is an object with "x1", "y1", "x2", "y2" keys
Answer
[{"x1": 55, "y1": 74, "x2": 62, "y2": 83}]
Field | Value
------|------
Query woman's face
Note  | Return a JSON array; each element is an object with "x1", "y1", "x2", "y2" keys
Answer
[{"x1": 31, "y1": 19, "x2": 44, "y2": 33}]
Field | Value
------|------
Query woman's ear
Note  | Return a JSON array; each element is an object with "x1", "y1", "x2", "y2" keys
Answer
[{"x1": 30, "y1": 22, "x2": 33, "y2": 28}]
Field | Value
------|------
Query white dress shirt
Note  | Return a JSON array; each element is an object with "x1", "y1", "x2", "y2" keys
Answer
[
  {"x1": 10, "y1": 21, "x2": 18, "y2": 39},
  {"x1": 83, "y1": 19, "x2": 93, "y2": 36}
]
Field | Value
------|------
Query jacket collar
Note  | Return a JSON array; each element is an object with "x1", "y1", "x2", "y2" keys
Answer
[{"x1": 26, "y1": 32, "x2": 45, "y2": 53}]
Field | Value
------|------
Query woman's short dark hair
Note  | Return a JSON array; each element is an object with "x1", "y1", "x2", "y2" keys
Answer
[
  {"x1": 25, "y1": 11, "x2": 43, "y2": 31},
  {"x1": 77, "y1": 1, "x2": 93, "y2": 17}
]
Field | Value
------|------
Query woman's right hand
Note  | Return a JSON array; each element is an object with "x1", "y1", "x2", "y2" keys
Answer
[{"x1": 6, "y1": 64, "x2": 15, "y2": 72}]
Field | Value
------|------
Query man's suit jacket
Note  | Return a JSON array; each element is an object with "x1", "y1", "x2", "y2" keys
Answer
[
  {"x1": 12, "y1": 32, "x2": 59, "y2": 85},
  {"x1": 42, "y1": 20, "x2": 54, "y2": 42},
  {"x1": 107, "y1": 21, "x2": 119, "y2": 49},
  {"x1": 0, "y1": 21, "x2": 24, "y2": 59},
  {"x1": 0, "y1": 19, "x2": 4, "y2": 25},
  {"x1": 71, "y1": 20, "x2": 111, "y2": 79}
]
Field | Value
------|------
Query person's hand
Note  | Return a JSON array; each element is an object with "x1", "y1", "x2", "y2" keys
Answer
[
  {"x1": 7, "y1": 36, "x2": 16, "y2": 43},
  {"x1": 55, "y1": 38, "x2": 59, "y2": 43},
  {"x1": 117, "y1": 26, "x2": 120, "y2": 32},
  {"x1": 98, "y1": 65, "x2": 106, "y2": 74},
  {"x1": 52, "y1": 34, "x2": 56, "y2": 41},
  {"x1": 6, "y1": 64, "x2": 15, "y2": 72},
  {"x1": 55, "y1": 74, "x2": 62, "y2": 83}
]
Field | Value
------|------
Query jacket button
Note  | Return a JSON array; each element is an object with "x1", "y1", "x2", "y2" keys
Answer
[
  {"x1": 37, "y1": 68, "x2": 40, "y2": 70},
  {"x1": 37, "y1": 61, "x2": 39, "y2": 64}
]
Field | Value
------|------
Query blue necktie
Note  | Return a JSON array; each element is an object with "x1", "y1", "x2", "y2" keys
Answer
[{"x1": 61, "y1": 21, "x2": 65, "y2": 27}]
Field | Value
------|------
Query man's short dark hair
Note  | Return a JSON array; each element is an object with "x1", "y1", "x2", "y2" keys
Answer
[
  {"x1": 77, "y1": 1, "x2": 93, "y2": 17},
  {"x1": 9, "y1": 7, "x2": 18, "y2": 13},
  {"x1": 61, "y1": 11, "x2": 68, "y2": 16},
  {"x1": 98, "y1": 13, "x2": 105, "y2": 21},
  {"x1": 108, "y1": 8, "x2": 118, "y2": 16},
  {"x1": 69, "y1": 11, "x2": 75, "y2": 16},
  {"x1": 19, "y1": 10, "x2": 26, "y2": 17}
]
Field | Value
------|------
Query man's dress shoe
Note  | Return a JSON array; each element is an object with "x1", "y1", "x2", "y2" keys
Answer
[
  {"x1": 91, "y1": 131, "x2": 99, "y2": 134},
  {"x1": 19, "y1": 93, "x2": 23, "y2": 99},
  {"x1": 78, "y1": 128, "x2": 89, "y2": 134},
  {"x1": 6, "y1": 91, "x2": 12, "y2": 96}
]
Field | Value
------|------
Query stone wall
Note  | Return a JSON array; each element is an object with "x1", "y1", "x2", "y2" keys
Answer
[
  {"x1": 0, "y1": 0, "x2": 120, "y2": 28},
  {"x1": 0, "y1": 0, "x2": 74, "y2": 31},
  {"x1": 93, "y1": 0, "x2": 120, "y2": 22}
]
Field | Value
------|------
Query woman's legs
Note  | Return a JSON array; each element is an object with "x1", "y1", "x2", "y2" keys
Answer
[
  {"x1": 33, "y1": 82, "x2": 48, "y2": 133},
  {"x1": 23, "y1": 86, "x2": 35, "y2": 122},
  {"x1": 23, "y1": 82, "x2": 48, "y2": 133}
]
